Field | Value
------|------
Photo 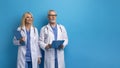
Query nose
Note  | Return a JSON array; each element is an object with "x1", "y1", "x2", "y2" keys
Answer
[
  {"x1": 52, "y1": 16, "x2": 56, "y2": 19},
  {"x1": 52, "y1": 16, "x2": 54, "y2": 18}
]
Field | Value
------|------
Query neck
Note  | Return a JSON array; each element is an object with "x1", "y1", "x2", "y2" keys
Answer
[
  {"x1": 50, "y1": 23, "x2": 56, "y2": 27},
  {"x1": 25, "y1": 24, "x2": 31, "y2": 31}
]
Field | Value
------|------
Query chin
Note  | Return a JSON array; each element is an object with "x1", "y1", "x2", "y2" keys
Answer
[
  {"x1": 50, "y1": 20, "x2": 56, "y2": 23},
  {"x1": 50, "y1": 22, "x2": 56, "y2": 24}
]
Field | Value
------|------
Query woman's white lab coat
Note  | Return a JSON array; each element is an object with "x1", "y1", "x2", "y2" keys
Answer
[
  {"x1": 39, "y1": 24, "x2": 68, "y2": 68},
  {"x1": 13, "y1": 26, "x2": 41, "y2": 68}
]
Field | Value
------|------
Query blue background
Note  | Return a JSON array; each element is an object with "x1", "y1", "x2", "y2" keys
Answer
[{"x1": 0, "y1": 0, "x2": 120, "y2": 68}]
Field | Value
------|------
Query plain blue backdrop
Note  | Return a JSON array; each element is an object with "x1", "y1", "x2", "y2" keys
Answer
[{"x1": 0, "y1": 0, "x2": 120, "y2": 68}]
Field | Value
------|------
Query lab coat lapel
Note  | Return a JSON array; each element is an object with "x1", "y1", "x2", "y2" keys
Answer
[
  {"x1": 47, "y1": 23, "x2": 53, "y2": 33},
  {"x1": 30, "y1": 26, "x2": 34, "y2": 38}
]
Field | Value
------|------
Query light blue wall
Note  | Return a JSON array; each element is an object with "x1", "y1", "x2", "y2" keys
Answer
[{"x1": 0, "y1": 0, "x2": 120, "y2": 68}]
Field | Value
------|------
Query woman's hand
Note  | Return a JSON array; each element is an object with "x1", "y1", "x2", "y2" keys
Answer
[
  {"x1": 38, "y1": 57, "x2": 41, "y2": 64},
  {"x1": 19, "y1": 37, "x2": 25, "y2": 45},
  {"x1": 19, "y1": 37, "x2": 25, "y2": 42}
]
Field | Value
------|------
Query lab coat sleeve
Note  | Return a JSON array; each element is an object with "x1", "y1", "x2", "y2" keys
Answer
[
  {"x1": 35, "y1": 28, "x2": 42, "y2": 58},
  {"x1": 39, "y1": 27, "x2": 47, "y2": 51},
  {"x1": 60, "y1": 25, "x2": 68, "y2": 48},
  {"x1": 13, "y1": 36, "x2": 21, "y2": 46},
  {"x1": 13, "y1": 27, "x2": 22, "y2": 46}
]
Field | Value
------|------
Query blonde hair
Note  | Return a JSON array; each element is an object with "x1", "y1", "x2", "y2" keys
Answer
[{"x1": 20, "y1": 12, "x2": 34, "y2": 27}]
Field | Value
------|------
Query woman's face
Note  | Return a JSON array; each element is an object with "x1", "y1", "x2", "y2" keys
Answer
[{"x1": 25, "y1": 14, "x2": 33, "y2": 24}]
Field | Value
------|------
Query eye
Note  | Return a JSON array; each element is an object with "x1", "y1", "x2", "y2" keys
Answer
[{"x1": 26, "y1": 16, "x2": 29, "y2": 18}]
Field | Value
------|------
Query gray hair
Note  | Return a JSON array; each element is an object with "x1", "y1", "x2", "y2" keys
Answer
[{"x1": 48, "y1": 10, "x2": 57, "y2": 15}]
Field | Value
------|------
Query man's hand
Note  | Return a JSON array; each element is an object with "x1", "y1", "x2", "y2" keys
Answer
[
  {"x1": 58, "y1": 45, "x2": 64, "y2": 49},
  {"x1": 45, "y1": 44, "x2": 52, "y2": 49}
]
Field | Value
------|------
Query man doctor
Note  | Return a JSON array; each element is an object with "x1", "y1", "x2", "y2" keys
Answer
[{"x1": 39, "y1": 10, "x2": 68, "y2": 68}]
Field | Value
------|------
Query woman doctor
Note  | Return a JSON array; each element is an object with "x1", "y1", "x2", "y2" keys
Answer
[{"x1": 13, "y1": 12, "x2": 41, "y2": 68}]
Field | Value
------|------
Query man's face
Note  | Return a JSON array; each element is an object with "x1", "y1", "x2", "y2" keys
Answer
[{"x1": 48, "y1": 11, "x2": 57, "y2": 23}]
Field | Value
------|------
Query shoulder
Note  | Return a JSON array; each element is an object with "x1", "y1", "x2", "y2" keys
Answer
[
  {"x1": 34, "y1": 27, "x2": 38, "y2": 31},
  {"x1": 58, "y1": 24, "x2": 66, "y2": 30},
  {"x1": 41, "y1": 25, "x2": 48, "y2": 31},
  {"x1": 32, "y1": 27, "x2": 39, "y2": 34}
]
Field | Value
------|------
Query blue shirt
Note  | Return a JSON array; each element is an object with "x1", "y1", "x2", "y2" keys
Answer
[
  {"x1": 51, "y1": 25, "x2": 58, "y2": 68},
  {"x1": 51, "y1": 25, "x2": 58, "y2": 40},
  {"x1": 26, "y1": 30, "x2": 32, "y2": 62}
]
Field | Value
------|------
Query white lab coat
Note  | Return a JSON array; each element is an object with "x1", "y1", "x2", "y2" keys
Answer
[
  {"x1": 39, "y1": 24, "x2": 68, "y2": 68},
  {"x1": 13, "y1": 26, "x2": 41, "y2": 68}
]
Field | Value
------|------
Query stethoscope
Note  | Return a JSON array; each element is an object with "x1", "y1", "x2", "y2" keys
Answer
[
  {"x1": 20, "y1": 27, "x2": 36, "y2": 34},
  {"x1": 44, "y1": 24, "x2": 63, "y2": 44},
  {"x1": 45, "y1": 24, "x2": 63, "y2": 33},
  {"x1": 20, "y1": 27, "x2": 36, "y2": 41}
]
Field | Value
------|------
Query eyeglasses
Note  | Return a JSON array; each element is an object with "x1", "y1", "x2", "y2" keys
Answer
[{"x1": 48, "y1": 14, "x2": 57, "y2": 16}]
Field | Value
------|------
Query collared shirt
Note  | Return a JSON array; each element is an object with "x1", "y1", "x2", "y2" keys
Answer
[
  {"x1": 51, "y1": 25, "x2": 58, "y2": 40},
  {"x1": 25, "y1": 30, "x2": 32, "y2": 62},
  {"x1": 51, "y1": 25, "x2": 58, "y2": 68}
]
